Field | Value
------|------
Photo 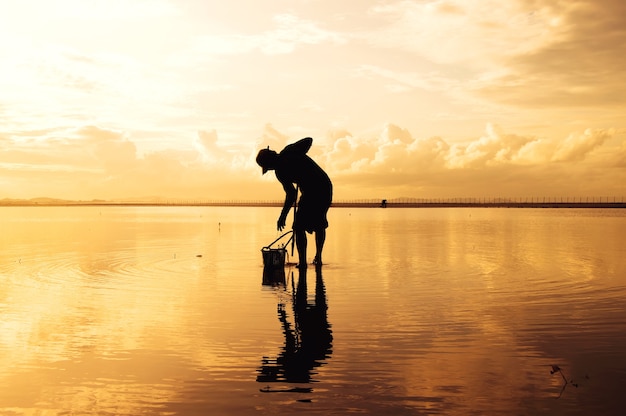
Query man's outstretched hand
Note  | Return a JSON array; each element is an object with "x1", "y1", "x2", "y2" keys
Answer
[{"x1": 277, "y1": 215, "x2": 287, "y2": 231}]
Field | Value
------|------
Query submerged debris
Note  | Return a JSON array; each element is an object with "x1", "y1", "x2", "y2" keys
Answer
[{"x1": 550, "y1": 365, "x2": 581, "y2": 398}]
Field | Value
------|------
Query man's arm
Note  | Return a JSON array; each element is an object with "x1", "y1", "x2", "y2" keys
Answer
[{"x1": 277, "y1": 180, "x2": 297, "y2": 231}]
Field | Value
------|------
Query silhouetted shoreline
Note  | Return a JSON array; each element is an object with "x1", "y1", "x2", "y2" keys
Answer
[
  {"x1": 1, "y1": 199, "x2": 625, "y2": 209},
  {"x1": 332, "y1": 201, "x2": 626, "y2": 209}
]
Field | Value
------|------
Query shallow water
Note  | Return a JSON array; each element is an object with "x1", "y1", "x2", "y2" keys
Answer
[{"x1": 1, "y1": 206, "x2": 625, "y2": 415}]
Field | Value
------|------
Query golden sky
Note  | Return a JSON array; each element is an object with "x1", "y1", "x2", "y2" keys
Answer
[{"x1": 0, "y1": 0, "x2": 624, "y2": 201}]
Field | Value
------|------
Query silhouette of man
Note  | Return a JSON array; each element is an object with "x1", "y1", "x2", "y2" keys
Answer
[{"x1": 256, "y1": 137, "x2": 332, "y2": 267}]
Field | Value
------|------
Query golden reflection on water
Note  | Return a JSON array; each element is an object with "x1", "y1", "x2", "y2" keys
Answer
[
  {"x1": 324, "y1": 208, "x2": 626, "y2": 414},
  {"x1": 0, "y1": 207, "x2": 274, "y2": 415},
  {"x1": 1, "y1": 206, "x2": 625, "y2": 415}
]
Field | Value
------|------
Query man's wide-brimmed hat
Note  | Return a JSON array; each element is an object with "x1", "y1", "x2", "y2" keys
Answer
[{"x1": 256, "y1": 147, "x2": 275, "y2": 174}]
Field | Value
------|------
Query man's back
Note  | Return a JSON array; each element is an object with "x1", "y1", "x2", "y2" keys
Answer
[{"x1": 276, "y1": 139, "x2": 332, "y2": 198}]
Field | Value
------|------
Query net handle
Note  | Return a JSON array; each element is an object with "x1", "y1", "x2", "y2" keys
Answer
[{"x1": 262, "y1": 230, "x2": 293, "y2": 250}]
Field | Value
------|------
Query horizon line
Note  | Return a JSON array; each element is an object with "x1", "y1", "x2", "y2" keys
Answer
[{"x1": 1, "y1": 196, "x2": 625, "y2": 209}]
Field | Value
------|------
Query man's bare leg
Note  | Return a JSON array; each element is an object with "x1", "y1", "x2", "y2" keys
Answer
[
  {"x1": 313, "y1": 228, "x2": 326, "y2": 265},
  {"x1": 295, "y1": 228, "x2": 307, "y2": 268}
]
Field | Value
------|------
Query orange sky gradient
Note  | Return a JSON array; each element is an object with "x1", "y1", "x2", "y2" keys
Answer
[{"x1": 0, "y1": 0, "x2": 624, "y2": 201}]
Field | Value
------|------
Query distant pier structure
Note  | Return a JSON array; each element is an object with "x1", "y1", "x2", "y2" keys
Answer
[
  {"x1": 331, "y1": 196, "x2": 626, "y2": 209},
  {"x1": 1, "y1": 196, "x2": 625, "y2": 208}
]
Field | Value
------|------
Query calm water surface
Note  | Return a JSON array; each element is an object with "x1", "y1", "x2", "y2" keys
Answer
[{"x1": 1, "y1": 206, "x2": 625, "y2": 415}]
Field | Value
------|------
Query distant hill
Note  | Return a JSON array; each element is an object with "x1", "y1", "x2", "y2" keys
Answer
[
  {"x1": 30, "y1": 197, "x2": 72, "y2": 204},
  {"x1": 0, "y1": 197, "x2": 94, "y2": 206}
]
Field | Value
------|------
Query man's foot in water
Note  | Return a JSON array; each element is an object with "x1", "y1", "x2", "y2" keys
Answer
[{"x1": 312, "y1": 256, "x2": 322, "y2": 266}]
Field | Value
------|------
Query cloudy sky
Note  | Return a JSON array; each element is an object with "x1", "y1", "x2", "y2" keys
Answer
[{"x1": 0, "y1": 0, "x2": 624, "y2": 201}]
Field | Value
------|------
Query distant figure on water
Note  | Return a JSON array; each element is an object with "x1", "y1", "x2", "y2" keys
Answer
[{"x1": 256, "y1": 137, "x2": 332, "y2": 267}]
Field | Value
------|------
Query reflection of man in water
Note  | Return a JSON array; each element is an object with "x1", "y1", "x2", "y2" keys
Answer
[
  {"x1": 256, "y1": 137, "x2": 333, "y2": 267},
  {"x1": 257, "y1": 267, "x2": 333, "y2": 385}
]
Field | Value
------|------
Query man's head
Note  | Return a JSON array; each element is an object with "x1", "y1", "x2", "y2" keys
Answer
[{"x1": 256, "y1": 147, "x2": 278, "y2": 174}]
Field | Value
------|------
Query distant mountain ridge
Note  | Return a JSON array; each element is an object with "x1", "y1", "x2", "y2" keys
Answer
[{"x1": 1, "y1": 197, "x2": 106, "y2": 205}]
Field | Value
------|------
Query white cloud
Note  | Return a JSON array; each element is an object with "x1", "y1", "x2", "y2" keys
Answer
[
  {"x1": 325, "y1": 132, "x2": 374, "y2": 172},
  {"x1": 0, "y1": 122, "x2": 623, "y2": 200},
  {"x1": 358, "y1": 0, "x2": 626, "y2": 112},
  {"x1": 444, "y1": 124, "x2": 617, "y2": 169},
  {"x1": 194, "y1": 129, "x2": 236, "y2": 165},
  {"x1": 192, "y1": 13, "x2": 345, "y2": 57},
  {"x1": 76, "y1": 126, "x2": 138, "y2": 173},
  {"x1": 366, "y1": 0, "x2": 564, "y2": 67},
  {"x1": 552, "y1": 129, "x2": 613, "y2": 162},
  {"x1": 256, "y1": 124, "x2": 291, "y2": 151},
  {"x1": 466, "y1": 0, "x2": 626, "y2": 108},
  {"x1": 317, "y1": 122, "x2": 621, "y2": 199},
  {"x1": 355, "y1": 65, "x2": 456, "y2": 93}
]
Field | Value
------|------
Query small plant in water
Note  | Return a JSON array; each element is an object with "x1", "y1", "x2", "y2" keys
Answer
[{"x1": 550, "y1": 365, "x2": 580, "y2": 398}]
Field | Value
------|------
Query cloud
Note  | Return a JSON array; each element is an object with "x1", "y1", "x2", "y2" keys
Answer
[
  {"x1": 474, "y1": 0, "x2": 626, "y2": 107},
  {"x1": 0, "y1": 122, "x2": 623, "y2": 200},
  {"x1": 362, "y1": 0, "x2": 626, "y2": 109},
  {"x1": 613, "y1": 138, "x2": 626, "y2": 168},
  {"x1": 192, "y1": 13, "x2": 345, "y2": 57},
  {"x1": 195, "y1": 130, "x2": 227, "y2": 164},
  {"x1": 552, "y1": 129, "x2": 613, "y2": 162},
  {"x1": 255, "y1": 124, "x2": 291, "y2": 152},
  {"x1": 366, "y1": 0, "x2": 562, "y2": 68},
  {"x1": 368, "y1": 124, "x2": 450, "y2": 175},
  {"x1": 76, "y1": 126, "x2": 138, "y2": 173},
  {"x1": 324, "y1": 130, "x2": 374, "y2": 172},
  {"x1": 258, "y1": 122, "x2": 620, "y2": 198},
  {"x1": 0, "y1": 42, "x2": 190, "y2": 137},
  {"x1": 354, "y1": 65, "x2": 456, "y2": 93},
  {"x1": 445, "y1": 125, "x2": 616, "y2": 169},
  {"x1": 446, "y1": 124, "x2": 539, "y2": 168},
  {"x1": 318, "y1": 122, "x2": 622, "y2": 198}
]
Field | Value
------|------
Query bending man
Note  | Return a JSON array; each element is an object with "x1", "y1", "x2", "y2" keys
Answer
[{"x1": 256, "y1": 137, "x2": 333, "y2": 267}]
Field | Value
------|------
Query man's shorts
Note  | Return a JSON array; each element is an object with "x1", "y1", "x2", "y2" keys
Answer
[{"x1": 293, "y1": 194, "x2": 331, "y2": 233}]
